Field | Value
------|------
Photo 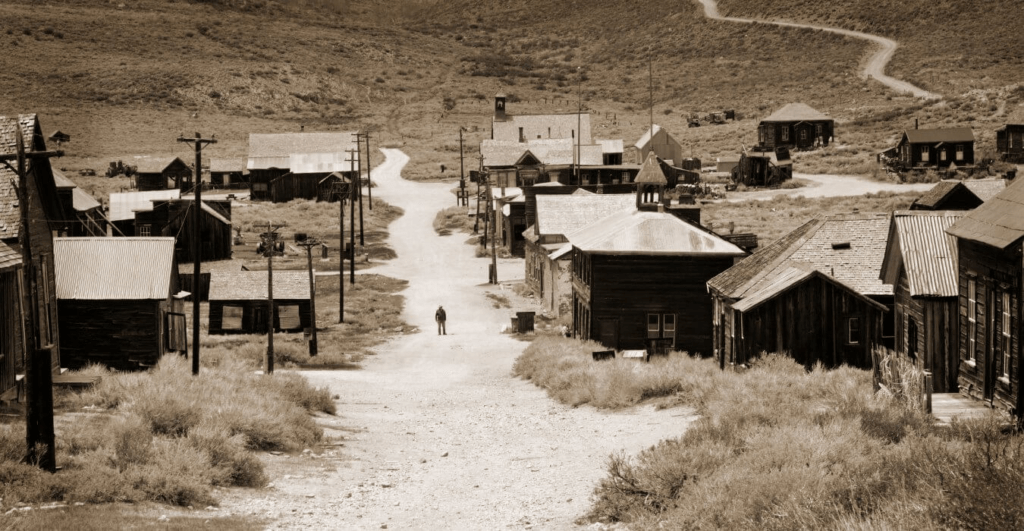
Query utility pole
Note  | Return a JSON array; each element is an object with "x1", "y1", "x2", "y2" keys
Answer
[
  {"x1": 354, "y1": 133, "x2": 366, "y2": 246},
  {"x1": 259, "y1": 222, "x2": 284, "y2": 374},
  {"x1": 333, "y1": 179, "x2": 348, "y2": 323},
  {"x1": 649, "y1": 56, "x2": 654, "y2": 140},
  {"x1": 177, "y1": 132, "x2": 216, "y2": 376},
  {"x1": 296, "y1": 237, "x2": 322, "y2": 356},
  {"x1": 364, "y1": 132, "x2": 373, "y2": 210},
  {"x1": 459, "y1": 128, "x2": 467, "y2": 207},
  {"x1": 347, "y1": 149, "x2": 357, "y2": 285},
  {"x1": 576, "y1": 66, "x2": 582, "y2": 187},
  {"x1": 2, "y1": 127, "x2": 62, "y2": 472},
  {"x1": 483, "y1": 170, "x2": 498, "y2": 284},
  {"x1": 473, "y1": 154, "x2": 483, "y2": 233}
]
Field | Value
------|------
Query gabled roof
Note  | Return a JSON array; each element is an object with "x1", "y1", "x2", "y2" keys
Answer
[
  {"x1": 912, "y1": 180, "x2": 975, "y2": 210},
  {"x1": 733, "y1": 263, "x2": 886, "y2": 313},
  {"x1": 962, "y1": 179, "x2": 1007, "y2": 202},
  {"x1": 1, "y1": 114, "x2": 58, "y2": 240},
  {"x1": 0, "y1": 239, "x2": 20, "y2": 272},
  {"x1": 880, "y1": 211, "x2": 962, "y2": 298},
  {"x1": 761, "y1": 103, "x2": 831, "y2": 123},
  {"x1": 947, "y1": 175, "x2": 1024, "y2": 249},
  {"x1": 568, "y1": 209, "x2": 745, "y2": 256},
  {"x1": 903, "y1": 128, "x2": 975, "y2": 144},
  {"x1": 493, "y1": 113, "x2": 592, "y2": 144},
  {"x1": 480, "y1": 139, "x2": 602, "y2": 167},
  {"x1": 248, "y1": 132, "x2": 358, "y2": 171},
  {"x1": 54, "y1": 237, "x2": 176, "y2": 300},
  {"x1": 534, "y1": 193, "x2": 636, "y2": 238},
  {"x1": 210, "y1": 158, "x2": 246, "y2": 173},
  {"x1": 634, "y1": 152, "x2": 667, "y2": 184},
  {"x1": 708, "y1": 213, "x2": 892, "y2": 299},
  {"x1": 135, "y1": 157, "x2": 188, "y2": 174},
  {"x1": 634, "y1": 124, "x2": 663, "y2": 150},
  {"x1": 51, "y1": 168, "x2": 75, "y2": 189},
  {"x1": 209, "y1": 270, "x2": 310, "y2": 301},
  {"x1": 52, "y1": 169, "x2": 102, "y2": 212},
  {"x1": 109, "y1": 190, "x2": 181, "y2": 222}
]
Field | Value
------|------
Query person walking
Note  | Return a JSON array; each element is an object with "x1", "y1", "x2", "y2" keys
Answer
[{"x1": 435, "y1": 305, "x2": 447, "y2": 335}]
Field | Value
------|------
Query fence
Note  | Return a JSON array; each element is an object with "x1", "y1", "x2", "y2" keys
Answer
[{"x1": 871, "y1": 347, "x2": 932, "y2": 412}]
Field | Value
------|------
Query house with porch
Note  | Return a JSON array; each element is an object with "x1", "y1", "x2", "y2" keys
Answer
[
  {"x1": 893, "y1": 128, "x2": 975, "y2": 170},
  {"x1": 757, "y1": 103, "x2": 833, "y2": 150}
]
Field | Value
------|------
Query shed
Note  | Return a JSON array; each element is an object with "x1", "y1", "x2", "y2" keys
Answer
[
  {"x1": 135, "y1": 157, "x2": 192, "y2": 192},
  {"x1": 995, "y1": 124, "x2": 1024, "y2": 163},
  {"x1": 880, "y1": 211, "x2": 964, "y2": 392},
  {"x1": 108, "y1": 189, "x2": 181, "y2": 236},
  {"x1": 208, "y1": 270, "x2": 311, "y2": 334},
  {"x1": 209, "y1": 158, "x2": 247, "y2": 187},
  {"x1": 54, "y1": 237, "x2": 185, "y2": 370},
  {"x1": 758, "y1": 103, "x2": 833, "y2": 150}
]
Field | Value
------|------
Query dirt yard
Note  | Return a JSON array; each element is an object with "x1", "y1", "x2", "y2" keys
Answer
[{"x1": 216, "y1": 150, "x2": 695, "y2": 530}]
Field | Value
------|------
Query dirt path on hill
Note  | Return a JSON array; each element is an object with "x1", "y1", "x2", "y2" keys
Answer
[
  {"x1": 696, "y1": 0, "x2": 941, "y2": 100},
  {"x1": 218, "y1": 149, "x2": 694, "y2": 530},
  {"x1": 724, "y1": 172, "x2": 935, "y2": 202}
]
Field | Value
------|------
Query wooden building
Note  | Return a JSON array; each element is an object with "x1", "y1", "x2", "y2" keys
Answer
[
  {"x1": 757, "y1": 103, "x2": 833, "y2": 150},
  {"x1": 946, "y1": 178, "x2": 1024, "y2": 413},
  {"x1": 52, "y1": 169, "x2": 105, "y2": 236},
  {"x1": 134, "y1": 199, "x2": 232, "y2": 262},
  {"x1": 629, "y1": 124, "x2": 684, "y2": 165},
  {"x1": 995, "y1": 124, "x2": 1024, "y2": 163},
  {"x1": 708, "y1": 214, "x2": 894, "y2": 369},
  {"x1": 209, "y1": 158, "x2": 247, "y2": 188},
  {"x1": 496, "y1": 192, "x2": 527, "y2": 257},
  {"x1": 54, "y1": 237, "x2": 186, "y2": 370},
  {"x1": 208, "y1": 270, "x2": 311, "y2": 335},
  {"x1": 570, "y1": 206, "x2": 745, "y2": 355},
  {"x1": 911, "y1": 180, "x2": 985, "y2": 211},
  {"x1": 247, "y1": 132, "x2": 358, "y2": 201},
  {"x1": 135, "y1": 157, "x2": 192, "y2": 192},
  {"x1": 880, "y1": 211, "x2": 964, "y2": 392},
  {"x1": 893, "y1": 128, "x2": 975, "y2": 170},
  {"x1": 491, "y1": 93, "x2": 591, "y2": 144},
  {"x1": 0, "y1": 242, "x2": 22, "y2": 398},
  {"x1": 108, "y1": 189, "x2": 181, "y2": 237},
  {"x1": 732, "y1": 147, "x2": 793, "y2": 187},
  {"x1": 0, "y1": 114, "x2": 65, "y2": 380}
]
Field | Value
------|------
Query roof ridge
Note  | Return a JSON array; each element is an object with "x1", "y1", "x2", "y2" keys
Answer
[{"x1": 732, "y1": 218, "x2": 825, "y2": 297}]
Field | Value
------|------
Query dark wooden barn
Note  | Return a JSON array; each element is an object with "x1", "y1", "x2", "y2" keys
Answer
[
  {"x1": 108, "y1": 189, "x2": 181, "y2": 238},
  {"x1": 995, "y1": 124, "x2": 1024, "y2": 163},
  {"x1": 911, "y1": 180, "x2": 985, "y2": 211},
  {"x1": 946, "y1": 178, "x2": 1024, "y2": 413},
  {"x1": 893, "y1": 128, "x2": 975, "y2": 170},
  {"x1": 247, "y1": 132, "x2": 358, "y2": 201},
  {"x1": 135, "y1": 157, "x2": 192, "y2": 192},
  {"x1": 708, "y1": 214, "x2": 894, "y2": 369},
  {"x1": 52, "y1": 169, "x2": 105, "y2": 236},
  {"x1": 208, "y1": 270, "x2": 311, "y2": 335},
  {"x1": 570, "y1": 205, "x2": 745, "y2": 355},
  {"x1": 880, "y1": 211, "x2": 964, "y2": 392},
  {"x1": 757, "y1": 103, "x2": 834, "y2": 150},
  {"x1": 133, "y1": 199, "x2": 232, "y2": 263},
  {"x1": 209, "y1": 158, "x2": 247, "y2": 188},
  {"x1": 54, "y1": 237, "x2": 186, "y2": 370},
  {"x1": 0, "y1": 114, "x2": 65, "y2": 381}
]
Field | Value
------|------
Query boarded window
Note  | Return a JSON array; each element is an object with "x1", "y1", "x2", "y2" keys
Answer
[
  {"x1": 252, "y1": 183, "x2": 268, "y2": 192},
  {"x1": 222, "y1": 305, "x2": 243, "y2": 330},
  {"x1": 278, "y1": 305, "x2": 301, "y2": 330},
  {"x1": 848, "y1": 317, "x2": 861, "y2": 345},
  {"x1": 166, "y1": 313, "x2": 186, "y2": 352}
]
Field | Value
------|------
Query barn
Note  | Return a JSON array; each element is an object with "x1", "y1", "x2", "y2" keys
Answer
[
  {"x1": 945, "y1": 177, "x2": 1024, "y2": 413},
  {"x1": 135, "y1": 157, "x2": 192, "y2": 192},
  {"x1": 247, "y1": 132, "x2": 358, "y2": 202},
  {"x1": 208, "y1": 270, "x2": 311, "y2": 335},
  {"x1": 54, "y1": 237, "x2": 186, "y2": 371},
  {"x1": 134, "y1": 199, "x2": 233, "y2": 262},
  {"x1": 757, "y1": 103, "x2": 833, "y2": 150},
  {"x1": 880, "y1": 211, "x2": 964, "y2": 392}
]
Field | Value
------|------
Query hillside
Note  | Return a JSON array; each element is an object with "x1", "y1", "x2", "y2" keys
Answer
[{"x1": 2, "y1": 0, "x2": 1021, "y2": 180}]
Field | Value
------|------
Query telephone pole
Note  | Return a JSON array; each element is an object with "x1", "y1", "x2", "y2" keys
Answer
[
  {"x1": 333, "y1": 179, "x2": 348, "y2": 323},
  {"x1": 296, "y1": 237, "x2": 322, "y2": 356},
  {"x1": 459, "y1": 128, "x2": 467, "y2": 207},
  {"x1": 177, "y1": 132, "x2": 216, "y2": 376},
  {"x1": 259, "y1": 222, "x2": 284, "y2": 374},
  {"x1": 354, "y1": 133, "x2": 366, "y2": 246},
  {"x1": 2, "y1": 126, "x2": 62, "y2": 472},
  {"x1": 364, "y1": 131, "x2": 373, "y2": 210},
  {"x1": 346, "y1": 149, "x2": 357, "y2": 285}
]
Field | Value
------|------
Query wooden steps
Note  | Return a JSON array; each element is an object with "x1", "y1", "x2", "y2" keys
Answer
[{"x1": 931, "y1": 393, "x2": 996, "y2": 425}]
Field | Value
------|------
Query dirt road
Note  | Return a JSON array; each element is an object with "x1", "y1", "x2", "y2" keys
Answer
[
  {"x1": 219, "y1": 149, "x2": 693, "y2": 530},
  {"x1": 695, "y1": 0, "x2": 940, "y2": 100},
  {"x1": 725, "y1": 172, "x2": 935, "y2": 202}
]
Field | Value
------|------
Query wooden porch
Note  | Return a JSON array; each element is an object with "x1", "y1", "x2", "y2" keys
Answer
[{"x1": 930, "y1": 393, "x2": 1000, "y2": 426}]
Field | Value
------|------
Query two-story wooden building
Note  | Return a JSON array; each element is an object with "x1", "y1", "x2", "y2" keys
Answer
[
  {"x1": 134, "y1": 199, "x2": 233, "y2": 263},
  {"x1": 894, "y1": 128, "x2": 975, "y2": 170},
  {"x1": 945, "y1": 178, "x2": 1024, "y2": 413},
  {"x1": 757, "y1": 103, "x2": 833, "y2": 150},
  {"x1": 880, "y1": 211, "x2": 964, "y2": 392}
]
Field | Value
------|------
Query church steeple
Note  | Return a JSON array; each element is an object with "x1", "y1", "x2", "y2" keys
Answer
[
  {"x1": 494, "y1": 93, "x2": 507, "y2": 121},
  {"x1": 634, "y1": 152, "x2": 668, "y2": 210}
]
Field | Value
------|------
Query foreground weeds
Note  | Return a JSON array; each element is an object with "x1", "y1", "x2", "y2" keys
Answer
[
  {"x1": 1, "y1": 355, "x2": 334, "y2": 509},
  {"x1": 514, "y1": 339, "x2": 1023, "y2": 530}
]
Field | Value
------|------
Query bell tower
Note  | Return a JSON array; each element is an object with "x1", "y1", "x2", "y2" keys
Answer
[
  {"x1": 494, "y1": 93, "x2": 507, "y2": 121},
  {"x1": 634, "y1": 152, "x2": 668, "y2": 211}
]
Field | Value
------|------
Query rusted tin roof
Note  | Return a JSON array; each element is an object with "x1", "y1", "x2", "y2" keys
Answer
[
  {"x1": 734, "y1": 263, "x2": 886, "y2": 313},
  {"x1": 761, "y1": 103, "x2": 831, "y2": 123},
  {"x1": 881, "y1": 211, "x2": 963, "y2": 298},
  {"x1": 209, "y1": 270, "x2": 310, "y2": 301},
  {"x1": 0, "y1": 239, "x2": 20, "y2": 271},
  {"x1": 569, "y1": 209, "x2": 745, "y2": 256},
  {"x1": 535, "y1": 193, "x2": 635, "y2": 237},
  {"x1": 947, "y1": 175, "x2": 1024, "y2": 249},
  {"x1": 54, "y1": 237, "x2": 177, "y2": 300}
]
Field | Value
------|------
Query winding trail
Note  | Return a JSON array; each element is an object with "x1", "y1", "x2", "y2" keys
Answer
[{"x1": 696, "y1": 0, "x2": 940, "y2": 100}]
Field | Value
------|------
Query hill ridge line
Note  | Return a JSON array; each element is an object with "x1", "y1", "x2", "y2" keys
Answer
[{"x1": 695, "y1": 0, "x2": 941, "y2": 100}]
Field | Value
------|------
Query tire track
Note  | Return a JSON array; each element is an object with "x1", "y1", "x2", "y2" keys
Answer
[{"x1": 696, "y1": 0, "x2": 940, "y2": 100}]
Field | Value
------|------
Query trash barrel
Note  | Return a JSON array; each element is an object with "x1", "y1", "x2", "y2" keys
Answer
[{"x1": 516, "y1": 311, "x2": 535, "y2": 333}]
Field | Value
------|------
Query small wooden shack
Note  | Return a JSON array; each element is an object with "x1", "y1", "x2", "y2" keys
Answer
[
  {"x1": 757, "y1": 103, "x2": 833, "y2": 150},
  {"x1": 135, "y1": 157, "x2": 192, "y2": 192},
  {"x1": 54, "y1": 237, "x2": 186, "y2": 370},
  {"x1": 208, "y1": 270, "x2": 311, "y2": 335},
  {"x1": 893, "y1": 128, "x2": 975, "y2": 170},
  {"x1": 880, "y1": 211, "x2": 964, "y2": 392},
  {"x1": 995, "y1": 124, "x2": 1024, "y2": 163},
  {"x1": 732, "y1": 147, "x2": 792, "y2": 187},
  {"x1": 946, "y1": 178, "x2": 1024, "y2": 413},
  {"x1": 134, "y1": 199, "x2": 233, "y2": 262},
  {"x1": 708, "y1": 214, "x2": 894, "y2": 369},
  {"x1": 209, "y1": 158, "x2": 247, "y2": 188}
]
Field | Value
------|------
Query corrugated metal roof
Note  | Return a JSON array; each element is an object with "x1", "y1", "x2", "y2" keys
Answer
[
  {"x1": 569, "y1": 209, "x2": 745, "y2": 256},
  {"x1": 109, "y1": 190, "x2": 181, "y2": 222},
  {"x1": 596, "y1": 139, "x2": 623, "y2": 154},
  {"x1": 0, "y1": 239, "x2": 20, "y2": 271},
  {"x1": 708, "y1": 214, "x2": 892, "y2": 298},
  {"x1": 0, "y1": 115, "x2": 39, "y2": 240},
  {"x1": 54, "y1": 237, "x2": 176, "y2": 300},
  {"x1": 535, "y1": 193, "x2": 636, "y2": 237},
  {"x1": 248, "y1": 132, "x2": 358, "y2": 171},
  {"x1": 947, "y1": 175, "x2": 1024, "y2": 248},
  {"x1": 904, "y1": 128, "x2": 975, "y2": 144},
  {"x1": 882, "y1": 211, "x2": 962, "y2": 297},
  {"x1": 761, "y1": 103, "x2": 831, "y2": 123},
  {"x1": 634, "y1": 152, "x2": 667, "y2": 184},
  {"x1": 734, "y1": 264, "x2": 886, "y2": 313},
  {"x1": 209, "y1": 270, "x2": 310, "y2": 301}
]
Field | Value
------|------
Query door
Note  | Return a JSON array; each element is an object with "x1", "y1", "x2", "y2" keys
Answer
[
  {"x1": 253, "y1": 306, "x2": 268, "y2": 334},
  {"x1": 598, "y1": 319, "x2": 619, "y2": 350}
]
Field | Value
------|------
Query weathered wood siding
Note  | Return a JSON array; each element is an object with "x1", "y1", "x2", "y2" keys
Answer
[
  {"x1": 135, "y1": 201, "x2": 232, "y2": 263},
  {"x1": 0, "y1": 269, "x2": 23, "y2": 396},
  {"x1": 58, "y1": 299, "x2": 169, "y2": 370},
  {"x1": 208, "y1": 299, "x2": 311, "y2": 335},
  {"x1": 997, "y1": 125, "x2": 1024, "y2": 162},
  {"x1": 894, "y1": 269, "x2": 959, "y2": 392},
  {"x1": 956, "y1": 238, "x2": 1020, "y2": 412},
  {"x1": 758, "y1": 120, "x2": 833, "y2": 150},
  {"x1": 523, "y1": 239, "x2": 546, "y2": 295}
]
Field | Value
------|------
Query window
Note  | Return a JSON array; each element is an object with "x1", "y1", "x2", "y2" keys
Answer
[
  {"x1": 940, "y1": 149, "x2": 947, "y2": 161},
  {"x1": 967, "y1": 279, "x2": 977, "y2": 361},
  {"x1": 816, "y1": 123, "x2": 823, "y2": 135},
  {"x1": 882, "y1": 307, "x2": 895, "y2": 339},
  {"x1": 758, "y1": 128, "x2": 766, "y2": 144},
  {"x1": 663, "y1": 314, "x2": 676, "y2": 337},
  {"x1": 956, "y1": 144, "x2": 964, "y2": 161},
  {"x1": 848, "y1": 317, "x2": 861, "y2": 345},
  {"x1": 222, "y1": 305, "x2": 244, "y2": 330},
  {"x1": 252, "y1": 182, "x2": 268, "y2": 192},
  {"x1": 278, "y1": 305, "x2": 301, "y2": 330},
  {"x1": 800, "y1": 130, "x2": 807, "y2": 141},
  {"x1": 782, "y1": 128, "x2": 790, "y2": 142},
  {"x1": 647, "y1": 313, "x2": 676, "y2": 342},
  {"x1": 647, "y1": 314, "x2": 661, "y2": 339},
  {"x1": 1002, "y1": 292, "x2": 1011, "y2": 379},
  {"x1": 907, "y1": 317, "x2": 918, "y2": 360},
  {"x1": 138, "y1": 224, "x2": 151, "y2": 237},
  {"x1": 921, "y1": 146, "x2": 929, "y2": 162}
]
